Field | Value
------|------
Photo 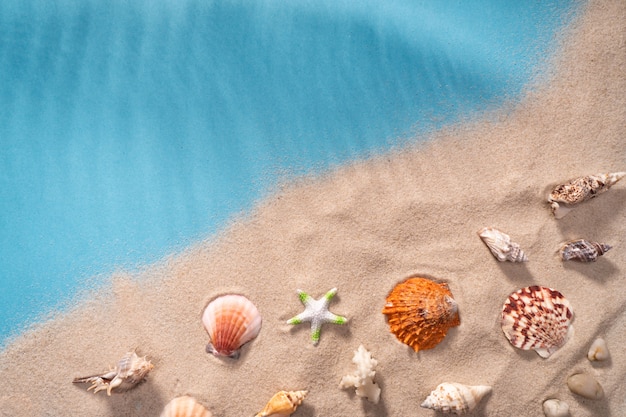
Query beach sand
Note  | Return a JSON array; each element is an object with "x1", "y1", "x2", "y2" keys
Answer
[{"x1": 0, "y1": 1, "x2": 624, "y2": 416}]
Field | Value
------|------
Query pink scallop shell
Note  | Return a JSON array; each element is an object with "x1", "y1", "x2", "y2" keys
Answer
[
  {"x1": 202, "y1": 294, "x2": 262, "y2": 358},
  {"x1": 501, "y1": 286, "x2": 573, "y2": 358}
]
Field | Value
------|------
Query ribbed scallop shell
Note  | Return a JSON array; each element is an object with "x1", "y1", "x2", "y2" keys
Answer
[
  {"x1": 202, "y1": 294, "x2": 262, "y2": 358},
  {"x1": 420, "y1": 383, "x2": 492, "y2": 414},
  {"x1": 255, "y1": 390, "x2": 307, "y2": 417},
  {"x1": 382, "y1": 277, "x2": 460, "y2": 352},
  {"x1": 559, "y1": 239, "x2": 611, "y2": 262},
  {"x1": 478, "y1": 227, "x2": 528, "y2": 262},
  {"x1": 501, "y1": 286, "x2": 573, "y2": 358},
  {"x1": 160, "y1": 396, "x2": 212, "y2": 417},
  {"x1": 548, "y1": 172, "x2": 625, "y2": 218}
]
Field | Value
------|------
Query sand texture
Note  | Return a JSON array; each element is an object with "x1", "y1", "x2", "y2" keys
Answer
[{"x1": 0, "y1": 1, "x2": 625, "y2": 416}]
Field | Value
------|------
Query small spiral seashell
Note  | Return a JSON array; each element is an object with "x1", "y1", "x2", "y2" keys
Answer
[
  {"x1": 501, "y1": 286, "x2": 573, "y2": 358},
  {"x1": 478, "y1": 227, "x2": 528, "y2": 262},
  {"x1": 160, "y1": 396, "x2": 213, "y2": 417},
  {"x1": 202, "y1": 294, "x2": 262, "y2": 359},
  {"x1": 255, "y1": 390, "x2": 307, "y2": 417},
  {"x1": 420, "y1": 382, "x2": 492, "y2": 414},
  {"x1": 548, "y1": 172, "x2": 625, "y2": 218},
  {"x1": 559, "y1": 239, "x2": 611, "y2": 262},
  {"x1": 382, "y1": 277, "x2": 460, "y2": 352}
]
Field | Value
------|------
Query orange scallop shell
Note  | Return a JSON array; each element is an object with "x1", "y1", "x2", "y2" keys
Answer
[{"x1": 382, "y1": 277, "x2": 460, "y2": 352}]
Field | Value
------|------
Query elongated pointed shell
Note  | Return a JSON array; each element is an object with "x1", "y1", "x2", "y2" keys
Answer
[
  {"x1": 255, "y1": 390, "x2": 307, "y2": 417},
  {"x1": 202, "y1": 294, "x2": 262, "y2": 358},
  {"x1": 548, "y1": 172, "x2": 625, "y2": 218},
  {"x1": 420, "y1": 383, "x2": 492, "y2": 414},
  {"x1": 160, "y1": 396, "x2": 213, "y2": 417},
  {"x1": 501, "y1": 286, "x2": 573, "y2": 358},
  {"x1": 478, "y1": 227, "x2": 528, "y2": 262},
  {"x1": 559, "y1": 239, "x2": 611, "y2": 262},
  {"x1": 382, "y1": 277, "x2": 460, "y2": 352}
]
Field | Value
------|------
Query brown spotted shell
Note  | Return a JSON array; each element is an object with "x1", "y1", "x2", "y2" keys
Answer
[
  {"x1": 548, "y1": 172, "x2": 625, "y2": 218},
  {"x1": 560, "y1": 239, "x2": 612, "y2": 262},
  {"x1": 382, "y1": 277, "x2": 460, "y2": 352},
  {"x1": 160, "y1": 396, "x2": 212, "y2": 417},
  {"x1": 501, "y1": 286, "x2": 573, "y2": 358}
]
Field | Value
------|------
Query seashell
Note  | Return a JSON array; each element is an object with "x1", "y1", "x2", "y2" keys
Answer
[
  {"x1": 73, "y1": 350, "x2": 154, "y2": 395},
  {"x1": 542, "y1": 399, "x2": 570, "y2": 417},
  {"x1": 587, "y1": 337, "x2": 610, "y2": 361},
  {"x1": 501, "y1": 286, "x2": 573, "y2": 358},
  {"x1": 567, "y1": 373, "x2": 604, "y2": 400},
  {"x1": 548, "y1": 172, "x2": 625, "y2": 219},
  {"x1": 160, "y1": 396, "x2": 213, "y2": 417},
  {"x1": 339, "y1": 344, "x2": 381, "y2": 404},
  {"x1": 420, "y1": 383, "x2": 492, "y2": 414},
  {"x1": 202, "y1": 294, "x2": 262, "y2": 359},
  {"x1": 255, "y1": 390, "x2": 307, "y2": 417},
  {"x1": 382, "y1": 277, "x2": 460, "y2": 352},
  {"x1": 478, "y1": 227, "x2": 528, "y2": 262},
  {"x1": 559, "y1": 239, "x2": 611, "y2": 262}
]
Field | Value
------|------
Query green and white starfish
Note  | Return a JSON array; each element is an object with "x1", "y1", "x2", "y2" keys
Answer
[{"x1": 287, "y1": 287, "x2": 348, "y2": 345}]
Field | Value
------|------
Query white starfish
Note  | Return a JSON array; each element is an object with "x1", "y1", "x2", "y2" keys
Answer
[{"x1": 287, "y1": 288, "x2": 347, "y2": 345}]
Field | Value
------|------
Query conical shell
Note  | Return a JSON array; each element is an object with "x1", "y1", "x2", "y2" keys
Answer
[
  {"x1": 202, "y1": 294, "x2": 262, "y2": 358},
  {"x1": 160, "y1": 396, "x2": 212, "y2": 417},
  {"x1": 382, "y1": 277, "x2": 460, "y2": 352},
  {"x1": 255, "y1": 390, "x2": 307, "y2": 417},
  {"x1": 501, "y1": 286, "x2": 573, "y2": 358},
  {"x1": 478, "y1": 227, "x2": 528, "y2": 262},
  {"x1": 420, "y1": 383, "x2": 492, "y2": 414},
  {"x1": 559, "y1": 239, "x2": 611, "y2": 262},
  {"x1": 548, "y1": 172, "x2": 625, "y2": 218}
]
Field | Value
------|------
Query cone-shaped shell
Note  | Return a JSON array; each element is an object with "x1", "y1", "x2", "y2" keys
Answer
[
  {"x1": 420, "y1": 383, "x2": 492, "y2": 414},
  {"x1": 559, "y1": 239, "x2": 611, "y2": 262},
  {"x1": 478, "y1": 227, "x2": 528, "y2": 262},
  {"x1": 202, "y1": 294, "x2": 262, "y2": 358},
  {"x1": 382, "y1": 277, "x2": 460, "y2": 352},
  {"x1": 255, "y1": 390, "x2": 307, "y2": 417},
  {"x1": 160, "y1": 396, "x2": 212, "y2": 417},
  {"x1": 501, "y1": 286, "x2": 573, "y2": 358},
  {"x1": 548, "y1": 172, "x2": 625, "y2": 218}
]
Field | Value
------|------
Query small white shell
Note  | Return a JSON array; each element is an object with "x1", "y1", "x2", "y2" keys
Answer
[
  {"x1": 420, "y1": 383, "x2": 492, "y2": 414},
  {"x1": 202, "y1": 294, "x2": 262, "y2": 358},
  {"x1": 587, "y1": 337, "x2": 610, "y2": 361},
  {"x1": 559, "y1": 239, "x2": 612, "y2": 262},
  {"x1": 160, "y1": 396, "x2": 213, "y2": 417},
  {"x1": 542, "y1": 399, "x2": 570, "y2": 417},
  {"x1": 567, "y1": 373, "x2": 604, "y2": 400},
  {"x1": 478, "y1": 227, "x2": 528, "y2": 262},
  {"x1": 501, "y1": 286, "x2": 573, "y2": 358},
  {"x1": 548, "y1": 172, "x2": 625, "y2": 218}
]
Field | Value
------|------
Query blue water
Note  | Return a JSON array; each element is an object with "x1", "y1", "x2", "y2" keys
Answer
[{"x1": 0, "y1": 0, "x2": 578, "y2": 346}]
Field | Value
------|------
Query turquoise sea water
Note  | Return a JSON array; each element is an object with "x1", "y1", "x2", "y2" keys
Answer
[{"x1": 0, "y1": 0, "x2": 578, "y2": 346}]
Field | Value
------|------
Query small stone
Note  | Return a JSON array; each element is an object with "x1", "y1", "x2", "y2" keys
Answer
[
  {"x1": 567, "y1": 373, "x2": 604, "y2": 400},
  {"x1": 587, "y1": 337, "x2": 610, "y2": 361},
  {"x1": 543, "y1": 399, "x2": 570, "y2": 417}
]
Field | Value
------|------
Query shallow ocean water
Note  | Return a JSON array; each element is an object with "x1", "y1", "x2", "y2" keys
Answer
[{"x1": 0, "y1": 0, "x2": 578, "y2": 346}]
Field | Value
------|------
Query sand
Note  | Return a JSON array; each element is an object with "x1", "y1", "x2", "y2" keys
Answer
[{"x1": 0, "y1": 1, "x2": 624, "y2": 416}]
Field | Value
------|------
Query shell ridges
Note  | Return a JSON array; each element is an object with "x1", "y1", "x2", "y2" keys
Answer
[
  {"x1": 420, "y1": 382, "x2": 492, "y2": 414},
  {"x1": 255, "y1": 390, "x2": 307, "y2": 417},
  {"x1": 160, "y1": 396, "x2": 213, "y2": 417},
  {"x1": 478, "y1": 227, "x2": 528, "y2": 262},
  {"x1": 548, "y1": 172, "x2": 625, "y2": 218}
]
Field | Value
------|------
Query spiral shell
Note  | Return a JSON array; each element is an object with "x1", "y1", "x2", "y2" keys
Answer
[
  {"x1": 420, "y1": 383, "x2": 492, "y2": 414},
  {"x1": 255, "y1": 390, "x2": 307, "y2": 417},
  {"x1": 478, "y1": 227, "x2": 528, "y2": 262},
  {"x1": 202, "y1": 294, "x2": 262, "y2": 359},
  {"x1": 160, "y1": 396, "x2": 212, "y2": 417},
  {"x1": 382, "y1": 277, "x2": 460, "y2": 352},
  {"x1": 548, "y1": 172, "x2": 625, "y2": 218},
  {"x1": 501, "y1": 286, "x2": 573, "y2": 358},
  {"x1": 559, "y1": 239, "x2": 611, "y2": 262}
]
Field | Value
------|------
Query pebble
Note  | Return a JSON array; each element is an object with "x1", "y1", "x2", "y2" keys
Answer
[
  {"x1": 587, "y1": 337, "x2": 610, "y2": 361},
  {"x1": 567, "y1": 373, "x2": 604, "y2": 400},
  {"x1": 543, "y1": 399, "x2": 569, "y2": 417}
]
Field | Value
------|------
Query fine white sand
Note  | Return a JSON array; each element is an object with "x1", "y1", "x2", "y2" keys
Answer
[{"x1": 0, "y1": 1, "x2": 624, "y2": 416}]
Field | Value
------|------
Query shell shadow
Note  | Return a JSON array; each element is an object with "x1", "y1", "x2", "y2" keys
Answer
[
  {"x1": 553, "y1": 188, "x2": 626, "y2": 237},
  {"x1": 494, "y1": 260, "x2": 535, "y2": 283},
  {"x1": 105, "y1": 378, "x2": 167, "y2": 417},
  {"x1": 561, "y1": 258, "x2": 620, "y2": 282}
]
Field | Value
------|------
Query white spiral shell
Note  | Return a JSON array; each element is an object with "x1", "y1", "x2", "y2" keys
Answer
[
  {"x1": 420, "y1": 383, "x2": 492, "y2": 414},
  {"x1": 478, "y1": 227, "x2": 528, "y2": 262}
]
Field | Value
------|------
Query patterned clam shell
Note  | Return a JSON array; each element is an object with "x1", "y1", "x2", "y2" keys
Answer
[
  {"x1": 202, "y1": 294, "x2": 262, "y2": 359},
  {"x1": 560, "y1": 239, "x2": 612, "y2": 262},
  {"x1": 382, "y1": 277, "x2": 460, "y2": 352},
  {"x1": 501, "y1": 286, "x2": 573, "y2": 358}
]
